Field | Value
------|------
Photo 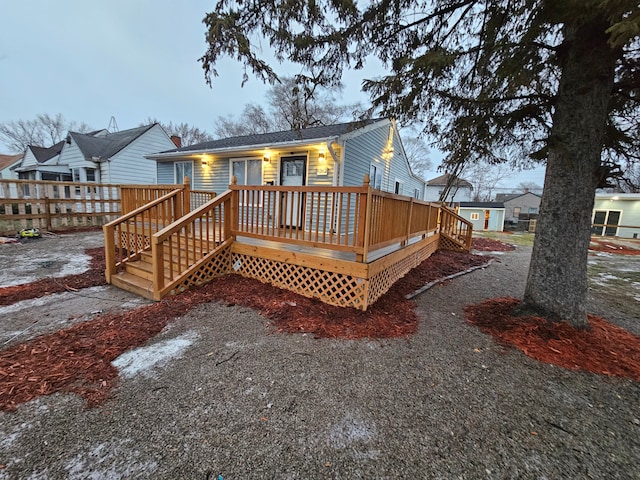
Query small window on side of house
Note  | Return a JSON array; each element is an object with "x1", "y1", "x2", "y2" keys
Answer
[
  {"x1": 470, "y1": 212, "x2": 480, "y2": 221},
  {"x1": 513, "y1": 206, "x2": 521, "y2": 217},
  {"x1": 394, "y1": 180, "x2": 403, "y2": 195}
]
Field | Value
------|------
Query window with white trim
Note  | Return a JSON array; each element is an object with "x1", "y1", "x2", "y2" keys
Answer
[
  {"x1": 231, "y1": 158, "x2": 262, "y2": 185},
  {"x1": 175, "y1": 161, "x2": 193, "y2": 183}
]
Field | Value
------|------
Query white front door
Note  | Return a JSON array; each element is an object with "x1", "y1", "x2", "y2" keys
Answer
[{"x1": 280, "y1": 156, "x2": 306, "y2": 227}]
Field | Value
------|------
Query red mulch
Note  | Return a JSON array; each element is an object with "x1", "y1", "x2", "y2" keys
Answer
[
  {"x1": 589, "y1": 237, "x2": 640, "y2": 256},
  {"x1": 0, "y1": 250, "x2": 487, "y2": 411},
  {"x1": 471, "y1": 237, "x2": 516, "y2": 252},
  {"x1": 465, "y1": 297, "x2": 640, "y2": 382},
  {"x1": 0, "y1": 247, "x2": 106, "y2": 306}
]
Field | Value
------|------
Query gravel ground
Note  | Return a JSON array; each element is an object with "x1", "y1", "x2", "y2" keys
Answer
[{"x1": 1, "y1": 238, "x2": 639, "y2": 479}]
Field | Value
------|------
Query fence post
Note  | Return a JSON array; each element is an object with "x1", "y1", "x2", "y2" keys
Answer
[{"x1": 44, "y1": 196, "x2": 52, "y2": 231}]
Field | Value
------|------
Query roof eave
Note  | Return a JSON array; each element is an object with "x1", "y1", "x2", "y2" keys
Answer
[{"x1": 147, "y1": 136, "x2": 339, "y2": 160}]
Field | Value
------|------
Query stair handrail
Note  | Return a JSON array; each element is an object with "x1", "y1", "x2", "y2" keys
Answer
[
  {"x1": 150, "y1": 190, "x2": 233, "y2": 298},
  {"x1": 439, "y1": 206, "x2": 473, "y2": 251},
  {"x1": 103, "y1": 188, "x2": 183, "y2": 282}
]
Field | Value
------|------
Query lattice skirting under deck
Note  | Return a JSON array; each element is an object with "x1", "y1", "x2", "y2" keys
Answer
[
  {"x1": 229, "y1": 252, "x2": 369, "y2": 310},
  {"x1": 366, "y1": 238, "x2": 439, "y2": 307},
  {"x1": 168, "y1": 243, "x2": 233, "y2": 296},
  {"x1": 438, "y1": 233, "x2": 468, "y2": 252}
]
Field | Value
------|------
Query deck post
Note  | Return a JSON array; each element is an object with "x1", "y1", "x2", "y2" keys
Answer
[
  {"x1": 103, "y1": 224, "x2": 115, "y2": 283},
  {"x1": 152, "y1": 237, "x2": 165, "y2": 299},
  {"x1": 357, "y1": 174, "x2": 372, "y2": 263},
  {"x1": 403, "y1": 198, "x2": 414, "y2": 246},
  {"x1": 229, "y1": 176, "x2": 239, "y2": 239},
  {"x1": 183, "y1": 176, "x2": 191, "y2": 214}
]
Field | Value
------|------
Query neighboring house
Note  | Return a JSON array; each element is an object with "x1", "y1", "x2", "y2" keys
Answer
[
  {"x1": 458, "y1": 202, "x2": 505, "y2": 232},
  {"x1": 147, "y1": 118, "x2": 429, "y2": 199},
  {"x1": 424, "y1": 173, "x2": 473, "y2": 203},
  {"x1": 592, "y1": 193, "x2": 640, "y2": 239},
  {"x1": 0, "y1": 153, "x2": 23, "y2": 179},
  {"x1": 495, "y1": 191, "x2": 542, "y2": 225},
  {"x1": 14, "y1": 124, "x2": 176, "y2": 184}
]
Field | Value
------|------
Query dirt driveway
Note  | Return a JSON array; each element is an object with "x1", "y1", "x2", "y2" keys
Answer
[
  {"x1": 0, "y1": 232, "x2": 639, "y2": 479},
  {"x1": 0, "y1": 231, "x2": 153, "y2": 347}
]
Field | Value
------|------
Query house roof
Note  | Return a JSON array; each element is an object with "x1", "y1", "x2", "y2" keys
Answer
[
  {"x1": 154, "y1": 118, "x2": 383, "y2": 155},
  {"x1": 0, "y1": 153, "x2": 23, "y2": 170},
  {"x1": 28, "y1": 141, "x2": 65, "y2": 163},
  {"x1": 426, "y1": 173, "x2": 473, "y2": 188},
  {"x1": 459, "y1": 202, "x2": 505, "y2": 208},
  {"x1": 69, "y1": 124, "x2": 155, "y2": 160},
  {"x1": 495, "y1": 192, "x2": 541, "y2": 203}
]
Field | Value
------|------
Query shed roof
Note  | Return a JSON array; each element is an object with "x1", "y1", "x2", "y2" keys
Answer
[{"x1": 459, "y1": 202, "x2": 505, "y2": 209}]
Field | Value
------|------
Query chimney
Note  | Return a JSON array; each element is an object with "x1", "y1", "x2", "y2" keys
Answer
[
  {"x1": 524, "y1": 188, "x2": 529, "y2": 194},
  {"x1": 170, "y1": 135, "x2": 182, "y2": 148}
]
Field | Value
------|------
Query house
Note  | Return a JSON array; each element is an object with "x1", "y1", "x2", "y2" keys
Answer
[
  {"x1": 457, "y1": 202, "x2": 505, "y2": 232},
  {"x1": 14, "y1": 124, "x2": 176, "y2": 184},
  {"x1": 424, "y1": 173, "x2": 473, "y2": 203},
  {"x1": 147, "y1": 118, "x2": 429, "y2": 198},
  {"x1": 495, "y1": 191, "x2": 541, "y2": 228},
  {"x1": 0, "y1": 153, "x2": 23, "y2": 179},
  {"x1": 592, "y1": 193, "x2": 640, "y2": 239}
]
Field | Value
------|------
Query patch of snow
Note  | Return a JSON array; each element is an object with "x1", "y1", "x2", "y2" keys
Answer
[
  {"x1": 0, "y1": 421, "x2": 34, "y2": 449},
  {"x1": 65, "y1": 439, "x2": 158, "y2": 480},
  {"x1": 328, "y1": 412, "x2": 377, "y2": 449},
  {"x1": 0, "y1": 286, "x2": 111, "y2": 315},
  {"x1": 112, "y1": 331, "x2": 198, "y2": 378},
  {"x1": 57, "y1": 253, "x2": 91, "y2": 277}
]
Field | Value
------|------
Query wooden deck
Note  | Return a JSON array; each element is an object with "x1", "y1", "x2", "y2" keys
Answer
[{"x1": 104, "y1": 177, "x2": 472, "y2": 310}]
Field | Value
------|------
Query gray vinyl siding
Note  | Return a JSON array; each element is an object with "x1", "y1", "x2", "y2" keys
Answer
[
  {"x1": 306, "y1": 150, "x2": 334, "y2": 186},
  {"x1": 156, "y1": 162, "x2": 175, "y2": 184},
  {"x1": 342, "y1": 124, "x2": 390, "y2": 189},
  {"x1": 107, "y1": 125, "x2": 173, "y2": 184},
  {"x1": 342, "y1": 123, "x2": 425, "y2": 196},
  {"x1": 63, "y1": 142, "x2": 93, "y2": 170}
]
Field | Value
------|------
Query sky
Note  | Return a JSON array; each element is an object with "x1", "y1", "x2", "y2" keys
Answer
[{"x1": 0, "y1": 0, "x2": 546, "y2": 191}]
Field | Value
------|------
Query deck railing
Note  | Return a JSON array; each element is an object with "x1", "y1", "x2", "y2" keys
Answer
[
  {"x1": 440, "y1": 206, "x2": 473, "y2": 251},
  {"x1": 120, "y1": 177, "x2": 216, "y2": 215},
  {"x1": 151, "y1": 191, "x2": 232, "y2": 298},
  {"x1": 103, "y1": 188, "x2": 184, "y2": 282},
  {"x1": 230, "y1": 175, "x2": 441, "y2": 262}
]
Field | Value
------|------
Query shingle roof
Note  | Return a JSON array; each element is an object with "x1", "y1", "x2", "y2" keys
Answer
[
  {"x1": 70, "y1": 124, "x2": 155, "y2": 160},
  {"x1": 29, "y1": 141, "x2": 65, "y2": 163},
  {"x1": 162, "y1": 118, "x2": 382, "y2": 154},
  {"x1": 0, "y1": 153, "x2": 23, "y2": 170},
  {"x1": 426, "y1": 173, "x2": 473, "y2": 188}
]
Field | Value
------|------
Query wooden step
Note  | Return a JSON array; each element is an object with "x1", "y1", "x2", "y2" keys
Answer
[{"x1": 110, "y1": 271, "x2": 157, "y2": 300}]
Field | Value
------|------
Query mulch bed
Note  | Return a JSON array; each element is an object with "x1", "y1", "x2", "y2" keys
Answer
[
  {"x1": 0, "y1": 247, "x2": 106, "y2": 306},
  {"x1": 466, "y1": 298, "x2": 640, "y2": 382},
  {"x1": 0, "y1": 250, "x2": 487, "y2": 411},
  {"x1": 589, "y1": 237, "x2": 640, "y2": 255},
  {"x1": 471, "y1": 237, "x2": 516, "y2": 252}
]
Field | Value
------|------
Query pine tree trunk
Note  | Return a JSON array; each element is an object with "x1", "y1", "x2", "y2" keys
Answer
[{"x1": 521, "y1": 17, "x2": 617, "y2": 328}]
